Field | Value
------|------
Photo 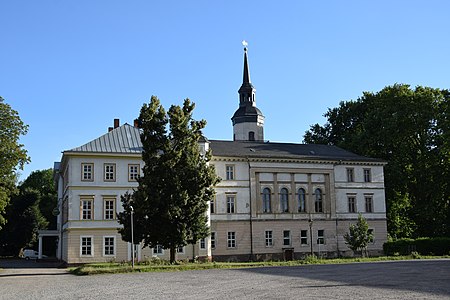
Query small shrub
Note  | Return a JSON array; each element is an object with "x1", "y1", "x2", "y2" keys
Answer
[{"x1": 410, "y1": 251, "x2": 421, "y2": 259}]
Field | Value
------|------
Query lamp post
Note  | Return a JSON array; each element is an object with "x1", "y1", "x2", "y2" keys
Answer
[
  {"x1": 130, "y1": 205, "x2": 135, "y2": 268},
  {"x1": 308, "y1": 215, "x2": 313, "y2": 256}
]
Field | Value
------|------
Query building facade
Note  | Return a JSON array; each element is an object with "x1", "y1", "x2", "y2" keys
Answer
[{"x1": 53, "y1": 46, "x2": 387, "y2": 264}]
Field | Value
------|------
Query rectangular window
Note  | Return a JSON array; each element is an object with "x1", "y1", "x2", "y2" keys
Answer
[
  {"x1": 153, "y1": 244, "x2": 163, "y2": 255},
  {"x1": 346, "y1": 168, "x2": 354, "y2": 182},
  {"x1": 80, "y1": 198, "x2": 93, "y2": 220},
  {"x1": 226, "y1": 165, "x2": 235, "y2": 180},
  {"x1": 227, "y1": 232, "x2": 236, "y2": 248},
  {"x1": 176, "y1": 246, "x2": 184, "y2": 253},
  {"x1": 128, "y1": 164, "x2": 140, "y2": 181},
  {"x1": 103, "y1": 198, "x2": 115, "y2": 220},
  {"x1": 210, "y1": 196, "x2": 215, "y2": 214},
  {"x1": 364, "y1": 169, "x2": 372, "y2": 182},
  {"x1": 81, "y1": 163, "x2": 94, "y2": 181},
  {"x1": 211, "y1": 232, "x2": 216, "y2": 249},
  {"x1": 103, "y1": 236, "x2": 115, "y2": 256},
  {"x1": 300, "y1": 230, "x2": 308, "y2": 245},
  {"x1": 317, "y1": 230, "x2": 325, "y2": 244},
  {"x1": 365, "y1": 196, "x2": 373, "y2": 213},
  {"x1": 226, "y1": 195, "x2": 236, "y2": 214},
  {"x1": 348, "y1": 196, "x2": 356, "y2": 213},
  {"x1": 283, "y1": 230, "x2": 291, "y2": 246},
  {"x1": 265, "y1": 230, "x2": 273, "y2": 247},
  {"x1": 104, "y1": 163, "x2": 116, "y2": 181},
  {"x1": 200, "y1": 238, "x2": 206, "y2": 250},
  {"x1": 80, "y1": 236, "x2": 93, "y2": 256}
]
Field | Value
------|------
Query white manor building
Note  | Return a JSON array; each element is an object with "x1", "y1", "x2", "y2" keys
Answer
[{"x1": 53, "y1": 46, "x2": 387, "y2": 264}]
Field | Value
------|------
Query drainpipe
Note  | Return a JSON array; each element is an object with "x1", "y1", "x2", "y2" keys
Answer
[{"x1": 247, "y1": 157, "x2": 254, "y2": 261}]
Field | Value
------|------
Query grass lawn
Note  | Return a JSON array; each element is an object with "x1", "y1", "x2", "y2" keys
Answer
[{"x1": 69, "y1": 254, "x2": 449, "y2": 275}]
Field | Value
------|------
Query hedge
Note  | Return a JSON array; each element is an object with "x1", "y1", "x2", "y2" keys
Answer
[{"x1": 383, "y1": 237, "x2": 450, "y2": 256}]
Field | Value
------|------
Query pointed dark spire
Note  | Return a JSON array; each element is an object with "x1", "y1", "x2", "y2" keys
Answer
[{"x1": 242, "y1": 47, "x2": 251, "y2": 84}]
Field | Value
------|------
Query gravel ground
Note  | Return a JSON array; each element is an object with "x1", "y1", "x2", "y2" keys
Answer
[{"x1": 0, "y1": 259, "x2": 449, "y2": 299}]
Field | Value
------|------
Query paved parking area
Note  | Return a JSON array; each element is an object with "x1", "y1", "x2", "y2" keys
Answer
[{"x1": 0, "y1": 259, "x2": 449, "y2": 299}]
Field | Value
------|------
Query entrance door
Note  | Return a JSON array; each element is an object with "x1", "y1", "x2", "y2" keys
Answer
[{"x1": 284, "y1": 249, "x2": 294, "y2": 261}]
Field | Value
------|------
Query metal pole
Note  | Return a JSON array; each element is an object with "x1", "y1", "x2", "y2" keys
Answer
[
  {"x1": 130, "y1": 206, "x2": 135, "y2": 268},
  {"x1": 309, "y1": 216, "x2": 313, "y2": 256}
]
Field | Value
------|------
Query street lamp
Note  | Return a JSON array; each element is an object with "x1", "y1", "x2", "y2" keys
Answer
[
  {"x1": 130, "y1": 205, "x2": 135, "y2": 268},
  {"x1": 308, "y1": 215, "x2": 313, "y2": 256}
]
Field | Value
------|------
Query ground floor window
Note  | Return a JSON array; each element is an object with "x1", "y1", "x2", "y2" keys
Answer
[
  {"x1": 317, "y1": 230, "x2": 325, "y2": 244},
  {"x1": 103, "y1": 236, "x2": 115, "y2": 256},
  {"x1": 227, "y1": 232, "x2": 236, "y2": 248},
  {"x1": 283, "y1": 230, "x2": 291, "y2": 246},
  {"x1": 176, "y1": 246, "x2": 185, "y2": 253},
  {"x1": 300, "y1": 230, "x2": 308, "y2": 245},
  {"x1": 153, "y1": 244, "x2": 164, "y2": 255},
  {"x1": 265, "y1": 230, "x2": 273, "y2": 247},
  {"x1": 80, "y1": 236, "x2": 93, "y2": 256},
  {"x1": 211, "y1": 232, "x2": 216, "y2": 249},
  {"x1": 200, "y1": 238, "x2": 206, "y2": 250}
]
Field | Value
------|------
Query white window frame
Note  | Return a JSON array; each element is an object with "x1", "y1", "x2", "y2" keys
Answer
[
  {"x1": 210, "y1": 232, "x2": 216, "y2": 249},
  {"x1": 199, "y1": 238, "x2": 206, "y2": 250},
  {"x1": 283, "y1": 230, "x2": 291, "y2": 246},
  {"x1": 103, "y1": 197, "x2": 116, "y2": 220},
  {"x1": 80, "y1": 198, "x2": 93, "y2": 220},
  {"x1": 81, "y1": 163, "x2": 94, "y2": 181},
  {"x1": 226, "y1": 195, "x2": 236, "y2": 214},
  {"x1": 80, "y1": 236, "x2": 94, "y2": 257},
  {"x1": 300, "y1": 230, "x2": 308, "y2": 245},
  {"x1": 128, "y1": 164, "x2": 140, "y2": 181},
  {"x1": 265, "y1": 230, "x2": 273, "y2": 247},
  {"x1": 103, "y1": 236, "x2": 116, "y2": 257},
  {"x1": 153, "y1": 244, "x2": 164, "y2": 255},
  {"x1": 317, "y1": 229, "x2": 325, "y2": 245},
  {"x1": 225, "y1": 165, "x2": 235, "y2": 180},
  {"x1": 315, "y1": 188, "x2": 323, "y2": 213},
  {"x1": 227, "y1": 231, "x2": 236, "y2": 248},
  {"x1": 210, "y1": 196, "x2": 216, "y2": 214},
  {"x1": 176, "y1": 246, "x2": 185, "y2": 254},
  {"x1": 104, "y1": 163, "x2": 116, "y2": 182}
]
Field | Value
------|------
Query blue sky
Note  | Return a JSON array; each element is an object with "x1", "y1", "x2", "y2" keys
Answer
[{"x1": 1, "y1": 1, "x2": 449, "y2": 181}]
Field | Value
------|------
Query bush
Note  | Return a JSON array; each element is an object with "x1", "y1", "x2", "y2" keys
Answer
[{"x1": 383, "y1": 237, "x2": 450, "y2": 256}]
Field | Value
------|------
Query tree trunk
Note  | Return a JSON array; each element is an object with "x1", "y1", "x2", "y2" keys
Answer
[{"x1": 170, "y1": 246, "x2": 176, "y2": 264}]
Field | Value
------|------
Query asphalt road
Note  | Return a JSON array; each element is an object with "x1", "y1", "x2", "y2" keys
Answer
[{"x1": 0, "y1": 259, "x2": 449, "y2": 299}]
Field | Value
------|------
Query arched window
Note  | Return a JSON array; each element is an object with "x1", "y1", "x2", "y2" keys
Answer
[
  {"x1": 280, "y1": 188, "x2": 289, "y2": 213},
  {"x1": 248, "y1": 131, "x2": 255, "y2": 141},
  {"x1": 298, "y1": 188, "x2": 306, "y2": 212},
  {"x1": 262, "y1": 188, "x2": 271, "y2": 213},
  {"x1": 315, "y1": 188, "x2": 323, "y2": 213}
]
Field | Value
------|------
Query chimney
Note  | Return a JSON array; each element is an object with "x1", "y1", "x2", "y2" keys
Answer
[
  {"x1": 108, "y1": 127, "x2": 113, "y2": 132},
  {"x1": 134, "y1": 119, "x2": 139, "y2": 128},
  {"x1": 114, "y1": 118, "x2": 120, "y2": 128}
]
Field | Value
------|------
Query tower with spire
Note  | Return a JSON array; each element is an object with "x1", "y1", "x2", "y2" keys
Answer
[{"x1": 231, "y1": 42, "x2": 265, "y2": 141}]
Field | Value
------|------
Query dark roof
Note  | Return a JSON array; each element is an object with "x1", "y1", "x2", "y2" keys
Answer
[
  {"x1": 209, "y1": 140, "x2": 384, "y2": 163},
  {"x1": 65, "y1": 124, "x2": 142, "y2": 154},
  {"x1": 232, "y1": 105, "x2": 264, "y2": 120}
]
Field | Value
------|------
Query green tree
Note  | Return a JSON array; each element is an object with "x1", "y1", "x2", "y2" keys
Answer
[
  {"x1": 344, "y1": 214, "x2": 374, "y2": 257},
  {"x1": 20, "y1": 169, "x2": 58, "y2": 229},
  {"x1": 118, "y1": 96, "x2": 219, "y2": 263},
  {"x1": 0, "y1": 189, "x2": 47, "y2": 255},
  {"x1": 0, "y1": 97, "x2": 30, "y2": 229},
  {"x1": 304, "y1": 84, "x2": 450, "y2": 238}
]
